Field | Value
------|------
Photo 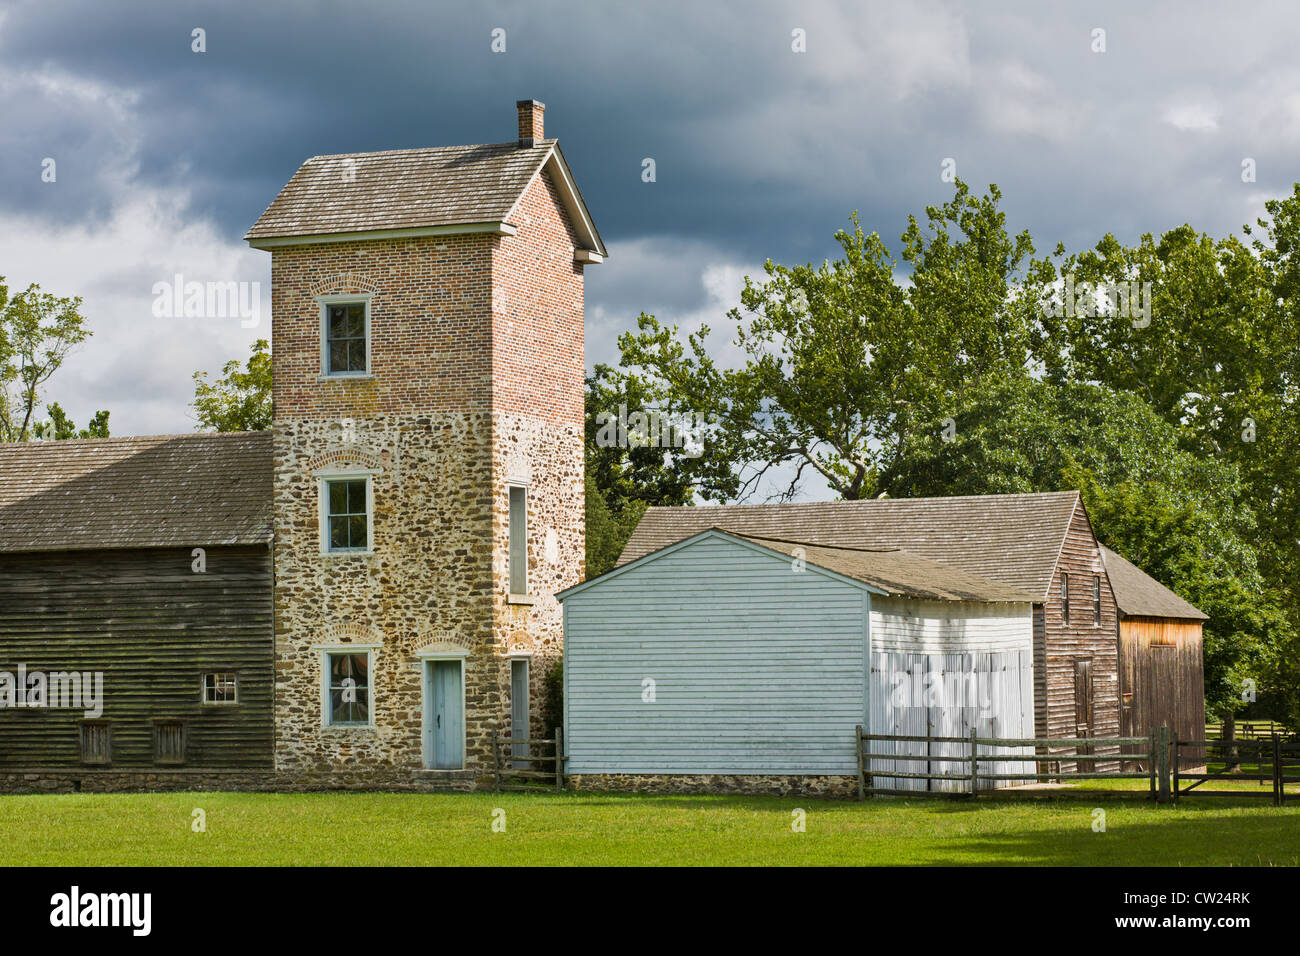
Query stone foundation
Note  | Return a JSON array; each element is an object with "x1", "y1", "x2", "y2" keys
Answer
[{"x1": 567, "y1": 773, "x2": 861, "y2": 799}]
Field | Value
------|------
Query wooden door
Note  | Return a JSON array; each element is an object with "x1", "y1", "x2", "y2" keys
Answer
[
  {"x1": 431, "y1": 660, "x2": 464, "y2": 770},
  {"x1": 1074, "y1": 659, "x2": 1094, "y2": 754},
  {"x1": 510, "y1": 658, "x2": 530, "y2": 768}
]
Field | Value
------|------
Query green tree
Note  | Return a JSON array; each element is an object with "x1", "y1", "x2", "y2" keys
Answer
[
  {"x1": 616, "y1": 182, "x2": 1036, "y2": 501},
  {"x1": 193, "y1": 339, "x2": 272, "y2": 431},
  {"x1": 883, "y1": 377, "x2": 1288, "y2": 724},
  {"x1": 32, "y1": 402, "x2": 110, "y2": 440},
  {"x1": 0, "y1": 278, "x2": 92, "y2": 442}
]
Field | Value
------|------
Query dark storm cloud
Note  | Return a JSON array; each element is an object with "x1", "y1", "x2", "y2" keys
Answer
[{"x1": 1, "y1": 0, "x2": 1299, "y2": 437}]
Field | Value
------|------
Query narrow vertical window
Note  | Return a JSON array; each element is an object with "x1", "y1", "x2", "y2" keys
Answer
[
  {"x1": 79, "y1": 722, "x2": 112, "y2": 765},
  {"x1": 509, "y1": 485, "x2": 527, "y2": 595},
  {"x1": 1060, "y1": 573, "x2": 1070, "y2": 623},
  {"x1": 1092, "y1": 575, "x2": 1102, "y2": 624}
]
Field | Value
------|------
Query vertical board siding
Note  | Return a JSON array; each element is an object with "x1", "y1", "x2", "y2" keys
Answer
[
  {"x1": 1119, "y1": 617, "x2": 1205, "y2": 764},
  {"x1": 0, "y1": 546, "x2": 274, "y2": 769},
  {"x1": 867, "y1": 598, "x2": 1035, "y2": 791},
  {"x1": 1041, "y1": 502, "x2": 1121, "y2": 767},
  {"x1": 564, "y1": 536, "x2": 868, "y2": 774}
]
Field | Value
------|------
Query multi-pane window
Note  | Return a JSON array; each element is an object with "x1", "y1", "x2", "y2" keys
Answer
[
  {"x1": 202, "y1": 672, "x2": 238, "y2": 704},
  {"x1": 325, "y1": 302, "x2": 367, "y2": 375},
  {"x1": 79, "y1": 722, "x2": 111, "y2": 765},
  {"x1": 327, "y1": 653, "x2": 370, "y2": 726},
  {"x1": 1060, "y1": 573, "x2": 1070, "y2": 623},
  {"x1": 325, "y1": 478, "x2": 369, "y2": 551},
  {"x1": 1092, "y1": 575, "x2": 1102, "y2": 625},
  {"x1": 508, "y1": 485, "x2": 527, "y2": 595}
]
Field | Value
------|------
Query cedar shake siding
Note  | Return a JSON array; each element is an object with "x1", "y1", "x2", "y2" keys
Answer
[{"x1": 0, "y1": 546, "x2": 273, "y2": 770}]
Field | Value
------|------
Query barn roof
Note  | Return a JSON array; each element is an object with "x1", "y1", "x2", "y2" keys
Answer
[
  {"x1": 244, "y1": 141, "x2": 606, "y2": 256},
  {"x1": 732, "y1": 533, "x2": 1036, "y2": 603},
  {"x1": 618, "y1": 491, "x2": 1082, "y2": 601},
  {"x1": 562, "y1": 528, "x2": 1035, "y2": 604},
  {"x1": 1099, "y1": 545, "x2": 1208, "y2": 621},
  {"x1": 0, "y1": 432, "x2": 272, "y2": 553}
]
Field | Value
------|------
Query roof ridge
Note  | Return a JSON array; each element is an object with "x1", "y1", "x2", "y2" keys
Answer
[
  {"x1": 303, "y1": 139, "x2": 558, "y2": 163},
  {"x1": 0, "y1": 430, "x2": 269, "y2": 448}
]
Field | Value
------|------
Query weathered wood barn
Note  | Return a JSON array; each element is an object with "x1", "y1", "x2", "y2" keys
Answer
[
  {"x1": 1100, "y1": 544, "x2": 1208, "y2": 758},
  {"x1": 559, "y1": 527, "x2": 1038, "y2": 794},
  {"x1": 0, "y1": 433, "x2": 274, "y2": 777}
]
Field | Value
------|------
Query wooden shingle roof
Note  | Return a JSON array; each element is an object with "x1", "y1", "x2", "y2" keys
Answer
[
  {"x1": 244, "y1": 141, "x2": 606, "y2": 255},
  {"x1": 618, "y1": 491, "x2": 1083, "y2": 602},
  {"x1": 0, "y1": 432, "x2": 272, "y2": 553},
  {"x1": 1099, "y1": 545, "x2": 1208, "y2": 621},
  {"x1": 732, "y1": 532, "x2": 1036, "y2": 603}
]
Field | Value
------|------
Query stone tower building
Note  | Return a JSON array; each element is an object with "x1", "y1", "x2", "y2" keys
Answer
[{"x1": 245, "y1": 100, "x2": 605, "y2": 786}]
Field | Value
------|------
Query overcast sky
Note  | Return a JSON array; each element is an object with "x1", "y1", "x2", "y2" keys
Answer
[{"x1": 1, "y1": 1, "x2": 1295, "y2": 463}]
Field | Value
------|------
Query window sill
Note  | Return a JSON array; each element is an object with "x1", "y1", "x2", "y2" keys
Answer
[
  {"x1": 320, "y1": 549, "x2": 375, "y2": 559},
  {"x1": 507, "y1": 593, "x2": 536, "y2": 606},
  {"x1": 317, "y1": 373, "x2": 375, "y2": 383}
]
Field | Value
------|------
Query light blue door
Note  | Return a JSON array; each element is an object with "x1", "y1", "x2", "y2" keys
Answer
[{"x1": 430, "y1": 660, "x2": 464, "y2": 769}]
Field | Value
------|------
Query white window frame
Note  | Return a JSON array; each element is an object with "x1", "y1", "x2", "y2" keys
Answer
[
  {"x1": 201, "y1": 671, "x2": 239, "y2": 705},
  {"x1": 508, "y1": 483, "x2": 528, "y2": 597},
  {"x1": 319, "y1": 646, "x2": 378, "y2": 729},
  {"x1": 318, "y1": 471, "x2": 375, "y2": 555},
  {"x1": 317, "y1": 293, "x2": 373, "y2": 378}
]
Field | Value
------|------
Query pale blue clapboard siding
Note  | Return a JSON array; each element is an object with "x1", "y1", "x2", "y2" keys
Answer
[
  {"x1": 867, "y1": 595, "x2": 1036, "y2": 792},
  {"x1": 563, "y1": 534, "x2": 870, "y2": 774}
]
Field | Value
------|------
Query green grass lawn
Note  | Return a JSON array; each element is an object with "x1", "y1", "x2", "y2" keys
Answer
[{"x1": 1, "y1": 789, "x2": 1297, "y2": 866}]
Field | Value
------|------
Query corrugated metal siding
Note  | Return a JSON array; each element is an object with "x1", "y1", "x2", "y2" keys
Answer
[
  {"x1": 563, "y1": 535, "x2": 869, "y2": 774},
  {"x1": 0, "y1": 546, "x2": 274, "y2": 769},
  {"x1": 867, "y1": 599, "x2": 1035, "y2": 791}
]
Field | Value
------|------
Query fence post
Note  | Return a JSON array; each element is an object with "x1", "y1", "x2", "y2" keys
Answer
[
  {"x1": 492, "y1": 727, "x2": 501, "y2": 792},
  {"x1": 855, "y1": 725, "x2": 865, "y2": 801},
  {"x1": 1156, "y1": 726, "x2": 1170, "y2": 804},
  {"x1": 969, "y1": 727, "x2": 978, "y2": 798},
  {"x1": 1273, "y1": 734, "x2": 1281, "y2": 807},
  {"x1": 1148, "y1": 729, "x2": 1157, "y2": 801},
  {"x1": 1172, "y1": 735, "x2": 1180, "y2": 804},
  {"x1": 555, "y1": 726, "x2": 565, "y2": 792}
]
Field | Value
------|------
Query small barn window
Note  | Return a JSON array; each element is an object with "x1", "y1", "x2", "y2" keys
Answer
[
  {"x1": 79, "y1": 722, "x2": 112, "y2": 765},
  {"x1": 321, "y1": 300, "x2": 369, "y2": 375},
  {"x1": 321, "y1": 476, "x2": 371, "y2": 552},
  {"x1": 326, "y1": 652, "x2": 371, "y2": 726},
  {"x1": 202, "y1": 672, "x2": 238, "y2": 704},
  {"x1": 1060, "y1": 573, "x2": 1070, "y2": 623},
  {"x1": 153, "y1": 720, "x2": 188, "y2": 765},
  {"x1": 1092, "y1": 575, "x2": 1102, "y2": 624}
]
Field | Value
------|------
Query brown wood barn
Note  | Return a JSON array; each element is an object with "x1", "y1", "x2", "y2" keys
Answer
[{"x1": 1100, "y1": 544, "x2": 1208, "y2": 757}]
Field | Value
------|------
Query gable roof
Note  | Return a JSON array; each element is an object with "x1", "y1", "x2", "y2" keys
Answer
[
  {"x1": 244, "y1": 141, "x2": 605, "y2": 256},
  {"x1": 1099, "y1": 545, "x2": 1208, "y2": 621},
  {"x1": 0, "y1": 432, "x2": 273, "y2": 553},
  {"x1": 618, "y1": 492, "x2": 1082, "y2": 602},
  {"x1": 562, "y1": 527, "x2": 1035, "y2": 604}
]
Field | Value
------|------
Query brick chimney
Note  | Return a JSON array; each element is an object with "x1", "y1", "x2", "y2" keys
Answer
[{"x1": 516, "y1": 99, "x2": 545, "y2": 148}]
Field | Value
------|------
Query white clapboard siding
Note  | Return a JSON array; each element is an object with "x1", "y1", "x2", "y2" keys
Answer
[
  {"x1": 867, "y1": 596, "x2": 1035, "y2": 791},
  {"x1": 563, "y1": 534, "x2": 870, "y2": 774}
]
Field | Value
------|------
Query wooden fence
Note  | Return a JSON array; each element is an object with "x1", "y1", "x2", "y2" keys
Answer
[
  {"x1": 491, "y1": 728, "x2": 567, "y2": 792},
  {"x1": 855, "y1": 725, "x2": 1163, "y2": 800},
  {"x1": 1204, "y1": 720, "x2": 1294, "y2": 741},
  {"x1": 1174, "y1": 733, "x2": 1300, "y2": 806}
]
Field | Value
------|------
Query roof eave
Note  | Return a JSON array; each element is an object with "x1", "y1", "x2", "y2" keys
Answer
[{"x1": 245, "y1": 221, "x2": 518, "y2": 249}]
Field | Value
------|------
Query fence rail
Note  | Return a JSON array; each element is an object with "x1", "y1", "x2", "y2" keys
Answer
[
  {"x1": 1174, "y1": 733, "x2": 1300, "y2": 806},
  {"x1": 492, "y1": 728, "x2": 566, "y2": 792},
  {"x1": 856, "y1": 725, "x2": 1164, "y2": 801}
]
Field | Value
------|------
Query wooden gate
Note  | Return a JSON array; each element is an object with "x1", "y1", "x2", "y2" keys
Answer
[{"x1": 492, "y1": 728, "x2": 567, "y2": 791}]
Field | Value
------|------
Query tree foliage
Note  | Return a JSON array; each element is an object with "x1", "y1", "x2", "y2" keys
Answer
[
  {"x1": 193, "y1": 338, "x2": 273, "y2": 432},
  {"x1": 0, "y1": 277, "x2": 93, "y2": 442}
]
